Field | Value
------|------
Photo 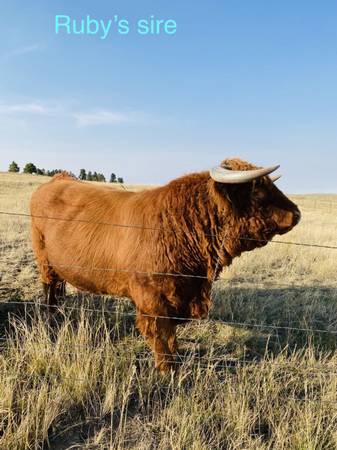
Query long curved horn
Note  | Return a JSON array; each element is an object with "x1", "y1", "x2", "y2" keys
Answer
[
  {"x1": 209, "y1": 165, "x2": 280, "y2": 184},
  {"x1": 270, "y1": 175, "x2": 282, "y2": 182}
]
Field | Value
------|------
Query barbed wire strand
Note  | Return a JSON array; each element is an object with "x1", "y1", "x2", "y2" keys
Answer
[
  {"x1": 2, "y1": 336, "x2": 337, "y2": 375},
  {"x1": 1, "y1": 300, "x2": 337, "y2": 335},
  {"x1": 0, "y1": 210, "x2": 337, "y2": 250},
  {"x1": 41, "y1": 262, "x2": 209, "y2": 280},
  {"x1": 1, "y1": 254, "x2": 335, "y2": 290}
]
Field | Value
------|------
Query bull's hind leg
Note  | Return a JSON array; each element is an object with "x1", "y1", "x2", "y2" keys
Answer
[
  {"x1": 43, "y1": 276, "x2": 68, "y2": 306},
  {"x1": 42, "y1": 279, "x2": 58, "y2": 307},
  {"x1": 42, "y1": 282, "x2": 49, "y2": 301},
  {"x1": 32, "y1": 224, "x2": 60, "y2": 307},
  {"x1": 55, "y1": 280, "x2": 66, "y2": 299},
  {"x1": 136, "y1": 312, "x2": 177, "y2": 372},
  {"x1": 42, "y1": 278, "x2": 66, "y2": 304},
  {"x1": 35, "y1": 256, "x2": 64, "y2": 307}
]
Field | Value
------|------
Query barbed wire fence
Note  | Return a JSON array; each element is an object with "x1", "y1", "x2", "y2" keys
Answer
[{"x1": 0, "y1": 208, "x2": 337, "y2": 405}]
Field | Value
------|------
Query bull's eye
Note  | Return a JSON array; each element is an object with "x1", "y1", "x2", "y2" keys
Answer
[{"x1": 255, "y1": 188, "x2": 268, "y2": 203}]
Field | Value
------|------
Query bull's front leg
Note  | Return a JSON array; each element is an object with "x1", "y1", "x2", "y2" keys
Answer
[{"x1": 136, "y1": 312, "x2": 177, "y2": 372}]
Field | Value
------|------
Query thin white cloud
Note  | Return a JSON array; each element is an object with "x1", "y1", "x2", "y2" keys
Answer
[
  {"x1": 0, "y1": 102, "x2": 51, "y2": 115},
  {"x1": 73, "y1": 109, "x2": 140, "y2": 127},
  {"x1": 4, "y1": 44, "x2": 45, "y2": 59},
  {"x1": 0, "y1": 101, "x2": 150, "y2": 127}
]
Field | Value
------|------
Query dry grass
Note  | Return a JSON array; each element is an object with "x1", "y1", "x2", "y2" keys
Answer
[{"x1": 0, "y1": 172, "x2": 337, "y2": 449}]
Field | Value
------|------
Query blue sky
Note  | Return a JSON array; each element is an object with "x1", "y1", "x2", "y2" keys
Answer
[{"x1": 0, "y1": 0, "x2": 336, "y2": 192}]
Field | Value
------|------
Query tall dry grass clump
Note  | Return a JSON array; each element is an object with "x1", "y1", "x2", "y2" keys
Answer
[{"x1": 1, "y1": 308, "x2": 337, "y2": 449}]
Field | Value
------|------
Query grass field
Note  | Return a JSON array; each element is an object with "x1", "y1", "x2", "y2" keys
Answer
[{"x1": 0, "y1": 172, "x2": 337, "y2": 449}]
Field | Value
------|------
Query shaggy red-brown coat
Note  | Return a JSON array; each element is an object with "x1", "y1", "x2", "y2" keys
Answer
[{"x1": 30, "y1": 158, "x2": 300, "y2": 370}]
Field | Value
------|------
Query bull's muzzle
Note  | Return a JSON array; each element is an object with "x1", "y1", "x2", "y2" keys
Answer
[
  {"x1": 292, "y1": 209, "x2": 301, "y2": 226},
  {"x1": 276, "y1": 208, "x2": 301, "y2": 235}
]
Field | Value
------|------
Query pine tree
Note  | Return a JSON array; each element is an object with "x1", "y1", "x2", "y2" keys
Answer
[
  {"x1": 110, "y1": 173, "x2": 116, "y2": 183},
  {"x1": 8, "y1": 161, "x2": 20, "y2": 172},
  {"x1": 117, "y1": 177, "x2": 124, "y2": 184},
  {"x1": 79, "y1": 169, "x2": 86, "y2": 180},
  {"x1": 23, "y1": 163, "x2": 37, "y2": 174},
  {"x1": 87, "y1": 171, "x2": 93, "y2": 181}
]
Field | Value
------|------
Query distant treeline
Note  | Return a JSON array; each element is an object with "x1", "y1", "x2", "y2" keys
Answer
[{"x1": 8, "y1": 161, "x2": 124, "y2": 184}]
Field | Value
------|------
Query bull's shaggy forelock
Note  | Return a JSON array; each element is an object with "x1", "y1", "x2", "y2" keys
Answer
[
  {"x1": 30, "y1": 157, "x2": 300, "y2": 371},
  {"x1": 220, "y1": 157, "x2": 260, "y2": 171}
]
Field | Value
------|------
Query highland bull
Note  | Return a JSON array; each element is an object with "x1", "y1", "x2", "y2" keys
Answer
[{"x1": 30, "y1": 158, "x2": 300, "y2": 371}]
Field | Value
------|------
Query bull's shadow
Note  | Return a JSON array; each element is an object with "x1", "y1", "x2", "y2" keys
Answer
[{"x1": 208, "y1": 284, "x2": 337, "y2": 355}]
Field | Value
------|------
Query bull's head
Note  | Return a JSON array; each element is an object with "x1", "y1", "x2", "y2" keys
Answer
[{"x1": 209, "y1": 158, "x2": 301, "y2": 252}]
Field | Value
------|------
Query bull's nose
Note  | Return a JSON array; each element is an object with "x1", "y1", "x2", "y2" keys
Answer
[{"x1": 293, "y1": 209, "x2": 301, "y2": 225}]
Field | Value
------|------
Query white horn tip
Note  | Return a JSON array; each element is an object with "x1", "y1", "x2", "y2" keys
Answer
[{"x1": 270, "y1": 174, "x2": 282, "y2": 182}]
